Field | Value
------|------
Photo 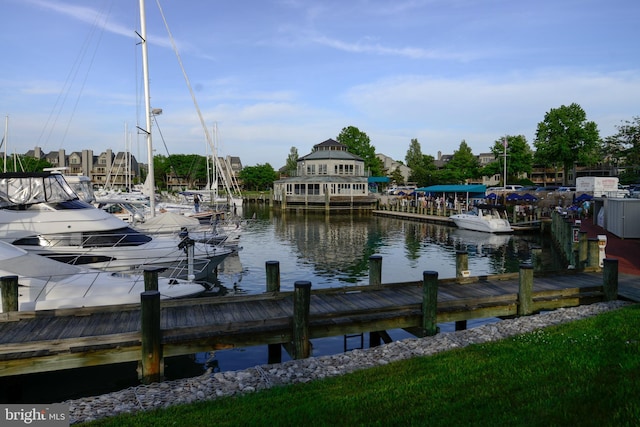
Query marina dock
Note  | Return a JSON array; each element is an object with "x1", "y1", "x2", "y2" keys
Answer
[{"x1": 0, "y1": 263, "x2": 637, "y2": 380}]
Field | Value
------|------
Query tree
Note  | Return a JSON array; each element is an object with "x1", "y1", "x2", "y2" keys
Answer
[
  {"x1": 404, "y1": 138, "x2": 437, "y2": 187},
  {"x1": 443, "y1": 140, "x2": 479, "y2": 183},
  {"x1": 238, "y1": 163, "x2": 278, "y2": 191},
  {"x1": 534, "y1": 103, "x2": 600, "y2": 185},
  {"x1": 285, "y1": 147, "x2": 299, "y2": 177},
  {"x1": 405, "y1": 138, "x2": 423, "y2": 170},
  {"x1": 154, "y1": 154, "x2": 207, "y2": 189},
  {"x1": 336, "y1": 126, "x2": 383, "y2": 176},
  {"x1": 2, "y1": 156, "x2": 52, "y2": 172},
  {"x1": 410, "y1": 155, "x2": 437, "y2": 187},
  {"x1": 390, "y1": 167, "x2": 405, "y2": 186},
  {"x1": 481, "y1": 135, "x2": 533, "y2": 185},
  {"x1": 605, "y1": 116, "x2": 640, "y2": 184}
]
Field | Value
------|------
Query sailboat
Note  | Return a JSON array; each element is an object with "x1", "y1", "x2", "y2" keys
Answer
[
  {"x1": 0, "y1": 4, "x2": 235, "y2": 281},
  {"x1": 147, "y1": 1, "x2": 243, "y2": 211},
  {"x1": 132, "y1": 1, "x2": 244, "y2": 248}
]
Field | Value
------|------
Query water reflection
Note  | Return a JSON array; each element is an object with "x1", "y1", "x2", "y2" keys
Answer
[
  {"x1": 2, "y1": 205, "x2": 564, "y2": 403},
  {"x1": 214, "y1": 206, "x2": 561, "y2": 294}
]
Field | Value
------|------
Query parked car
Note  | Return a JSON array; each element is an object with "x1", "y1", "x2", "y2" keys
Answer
[
  {"x1": 535, "y1": 186, "x2": 560, "y2": 192},
  {"x1": 486, "y1": 185, "x2": 523, "y2": 192},
  {"x1": 558, "y1": 186, "x2": 576, "y2": 192}
]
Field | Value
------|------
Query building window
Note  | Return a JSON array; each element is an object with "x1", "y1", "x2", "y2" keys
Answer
[{"x1": 308, "y1": 184, "x2": 320, "y2": 195}]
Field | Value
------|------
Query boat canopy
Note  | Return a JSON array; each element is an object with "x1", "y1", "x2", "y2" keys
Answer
[
  {"x1": 415, "y1": 184, "x2": 486, "y2": 197},
  {"x1": 0, "y1": 172, "x2": 79, "y2": 207}
]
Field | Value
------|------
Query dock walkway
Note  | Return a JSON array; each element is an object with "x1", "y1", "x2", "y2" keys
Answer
[{"x1": 0, "y1": 267, "x2": 637, "y2": 378}]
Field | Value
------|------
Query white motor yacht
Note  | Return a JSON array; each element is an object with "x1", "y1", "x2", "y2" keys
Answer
[
  {"x1": 0, "y1": 240, "x2": 205, "y2": 312},
  {"x1": 450, "y1": 204, "x2": 513, "y2": 233},
  {"x1": 0, "y1": 172, "x2": 234, "y2": 280}
]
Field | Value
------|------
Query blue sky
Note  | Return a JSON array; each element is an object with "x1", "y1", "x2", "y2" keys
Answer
[{"x1": 2, "y1": 0, "x2": 639, "y2": 169}]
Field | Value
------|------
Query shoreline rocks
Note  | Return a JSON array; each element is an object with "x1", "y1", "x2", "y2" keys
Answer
[{"x1": 64, "y1": 300, "x2": 632, "y2": 424}]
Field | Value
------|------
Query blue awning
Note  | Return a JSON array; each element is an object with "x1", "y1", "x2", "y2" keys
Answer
[{"x1": 368, "y1": 176, "x2": 390, "y2": 183}]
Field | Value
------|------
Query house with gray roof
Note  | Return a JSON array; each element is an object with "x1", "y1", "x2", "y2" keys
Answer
[{"x1": 273, "y1": 139, "x2": 377, "y2": 211}]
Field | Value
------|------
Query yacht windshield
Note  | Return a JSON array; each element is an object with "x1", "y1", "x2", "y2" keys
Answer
[{"x1": 0, "y1": 172, "x2": 78, "y2": 207}]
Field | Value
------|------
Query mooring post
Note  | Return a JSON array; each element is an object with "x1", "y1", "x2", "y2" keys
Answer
[
  {"x1": 140, "y1": 290, "x2": 162, "y2": 384},
  {"x1": 455, "y1": 250, "x2": 468, "y2": 280},
  {"x1": 518, "y1": 263, "x2": 534, "y2": 315},
  {"x1": 143, "y1": 266, "x2": 163, "y2": 292},
  {"x1": 578, "y1": 231, "x2": 588, "y2": 269},
  {"x1": 266, "y1": 260, "x2": 282, "y2": 363},
  {"x1": 1, "y1": 275, "x2": 19, "y2": 313},
  {"x1": 369, "y1": 255, "x2": 382, "y2": 287},
  {"x1": 571, "y1": 223, "x2": 581, "y2": 267},
  {"x1": 293, "y1": 281, "x2": 311, "y2": 359},
  {"x1": 603, "y1": 258, "x2": 619, "y2": 301},
  {"x1": 455, "y1": 250, "x2": 469, "y2": 330},
  {"x1": 265, "y1": 261, "x2": 280, "y2": 293},
  {"x1": 587, "y1": 238, "x2": 600, "y2": 268},
  {"x1": 422, "y1": 271, "x2": 439, "y2": 337},
  {"x1": 530, "y1": 246, "x2": 543, "y2": 272}
]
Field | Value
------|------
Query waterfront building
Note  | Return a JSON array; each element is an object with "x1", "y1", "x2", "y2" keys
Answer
[{"x1": 272, "y1": 139, "x2": 377, "y2": 211}]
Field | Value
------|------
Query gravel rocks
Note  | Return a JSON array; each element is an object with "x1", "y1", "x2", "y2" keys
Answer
[{"x1": 64, "y1": 300, "x2": 632, "y2": 424}]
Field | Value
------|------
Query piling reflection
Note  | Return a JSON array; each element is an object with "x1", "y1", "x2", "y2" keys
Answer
[{"x1": 213, "y1": 207, "x2": 562, "y2": 294}]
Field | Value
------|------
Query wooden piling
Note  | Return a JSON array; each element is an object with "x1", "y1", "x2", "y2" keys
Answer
[
  {"x1": 531, "y1": 246, "x2": 543, "y2": 272},
  {"x1": 571, "y1": 224, "x2": 581, "y2": 267},
  {"x1": 369, "y1": 255, "x2": 382, "y2": 287},
  {"x1": 143, "y1": 267, "x2": 164, "y2": 292},
  {"x1": 266, "y1": 261, "x2": 282, "y2": 363},
  {"x1": 578, "y1": 231, "x2": 588, "y2": 269},
  {"x1": 265, "y1": 261, "x2": 280, "y2": 293},
  {"x1": 293, "y1": 281, "x2": 311, "y2": 359},
  {"x1": 603, "y1": 258, "x2": 619, "y2": 301},
  {"x1": 588, "y1": 238, "x2": 600, "y2": 268},
  {"x1": 518, "y1": 263, "x2": 534, "y2": 315},
  {"x1": 1, "y1": 276, "x2": 19, "y2": 313},
  {"x1": 455, "y1": 250, "x2": 468, "y2": 280},
  {"x1": 140, "y1": 290, "x2": 162, "y2": 384},
  {"x1": 422, "y1": 271, "x2": 438, "y2": 337}
]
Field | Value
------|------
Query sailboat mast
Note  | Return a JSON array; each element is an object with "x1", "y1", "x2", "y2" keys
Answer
[
  {"x1": 139, "y1": 0, "x2": 155, "y2": 217},
  {"x1": 3, "y1": 115, "x2": 7, "y2": 173}
]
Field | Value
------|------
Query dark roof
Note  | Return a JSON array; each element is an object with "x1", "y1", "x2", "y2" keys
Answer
[
  {"x1": 314, "y1": 138, "x2": 344, "y2": 149},
  {"x1": 300, "y1": 150, "x2": 363, "y2": 161}
]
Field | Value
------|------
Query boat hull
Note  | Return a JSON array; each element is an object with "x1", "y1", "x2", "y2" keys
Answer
[
  {"x1": 0, "y1": 241, "x2": 205, "y2": 312},
  {"x1": 450, "y1": 214, "x2": 512, "y2": 233}
]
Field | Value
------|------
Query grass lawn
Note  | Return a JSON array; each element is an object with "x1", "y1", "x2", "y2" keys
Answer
[{"x1": 84, "y1": 304, "x2": 640, "y2": 426}]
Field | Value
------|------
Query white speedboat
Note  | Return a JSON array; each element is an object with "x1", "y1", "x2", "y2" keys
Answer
[
  {"x1": 450, "y1": 204, "x2": 513, "y2": 233},
  {"x1": 0, "y1": 172, "x2": 234, "y2": 280},
  {"x1": 0, "y1": 240, "x2": 205, "y2": 312}
]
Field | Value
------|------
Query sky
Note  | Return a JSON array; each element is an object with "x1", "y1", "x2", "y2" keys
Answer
[{"x1": 1, "y1": 0, "x2": 639, "y2": 169}]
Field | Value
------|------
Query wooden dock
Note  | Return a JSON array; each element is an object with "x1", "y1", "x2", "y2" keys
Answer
[{"x1": 0, "y1": 262, "x2": 637, "y2": 379}]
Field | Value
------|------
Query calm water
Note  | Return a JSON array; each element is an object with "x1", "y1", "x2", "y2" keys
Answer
[
  {"x1": 206, "y1": 204, "x2": 560, "y2": 373},
  {"x1": 2, "y1": 205, "x2": 561, "y2": 403},
  {"x1": 215, "y1": 204, "x2": 558, "y2": 293}
]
